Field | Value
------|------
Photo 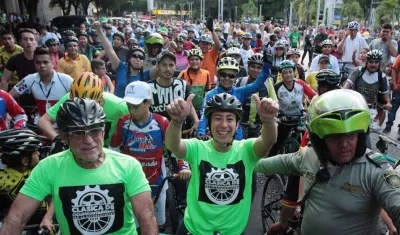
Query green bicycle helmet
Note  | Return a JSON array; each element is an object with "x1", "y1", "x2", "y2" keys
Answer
[
  {"x1": 316, "y1": 69, "x2": 341, "y2": 86},
  {"x1": 187, "y1": 49, "x2": 203, "y2": 60},
  {"x1": 217, "y1": 57, "x2": 240, "y2": 72},
  {"x1": 307, "y1": 89, "x2": 370, "y2": 163},
  {"x1": 227, "y1": 40, "x2": 241, "y2": 49},
  {"x1": 175, "y1": 33, "x2": 187, "y2": 43},
  {"x1": 278, "y1": 60, "x2": 295, "y2": 73},
  {"x1": 242, "y1": 33, "x2": 253, "y2": 39},
  {"x1": 145, "y1": 33, "x2": 164, "y2": 45}
]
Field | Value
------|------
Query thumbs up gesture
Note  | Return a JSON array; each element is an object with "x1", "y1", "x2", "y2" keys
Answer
[
  {"x1": 252, "y1": 94, "x2": 279, "y2": 123},
  {"x1": 167, "y1": 94, "x2": 195, "y2": 123}
]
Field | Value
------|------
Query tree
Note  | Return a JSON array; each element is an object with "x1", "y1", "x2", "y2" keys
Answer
[
  {"x1": 81, "y1": 0, "x2": 94, "y2": 15},
  {"x1": 375, "y1": 0, "x2": 400, "y2": 25},
  {"x1": 22, "y1": 0, "x2": 39, "y2": 22},
  {"x1": 49, "y1": 0, "x2": 72, "y2": 15},
  {"x1": 341, "y1": 0, "x2": 364, "y2": 22},
  {"x1": 241, "y1": 0, "x2": 258, "y2": 20},
  {"x1": 293, "y1": 0, "x2": 317, "y2": 25}
]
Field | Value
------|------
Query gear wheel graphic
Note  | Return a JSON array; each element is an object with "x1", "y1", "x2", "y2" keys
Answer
[
  {"x1": 205, "y1": 168, "x2": 240, "y2": 205},
  {"x1": 71, "y1": 185, "x2": 115, "y2": 235}
]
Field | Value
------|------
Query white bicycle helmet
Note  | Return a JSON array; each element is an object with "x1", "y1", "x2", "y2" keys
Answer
[
  {"x1": 321, "y1": 39, "x2": 334, "y2": 46},
  {"x1": 348, "y1": 21, "x2": 360, "y2": 30},
  {"x1": 226, "y1": 47, "x2": 241, "y2": 56},
  {"x1": 366, "y1": 50, "x2": 383, "y2": 61},
  {"x1": 217, "y1": 57, "x2": 240, "y2": 72},
  {"x1": 248, "y1": 53, "x2": 263, "y2": 65}
]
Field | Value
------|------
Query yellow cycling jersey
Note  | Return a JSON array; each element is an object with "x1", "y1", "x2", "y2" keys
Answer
[{"x1": 305, "y1": 72, "x2": 318, "y2": 91}]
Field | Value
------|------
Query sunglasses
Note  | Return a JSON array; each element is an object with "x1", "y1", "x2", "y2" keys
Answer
[
  {"x1": 67, "y1": 128, "x2": 103, "y2": 140},
  {"x1": 219, "y1": 72, "x2": 237, "y2": 79},
  {"x1": 131, "y1": 54, "x2": 145, "y2": 60}
]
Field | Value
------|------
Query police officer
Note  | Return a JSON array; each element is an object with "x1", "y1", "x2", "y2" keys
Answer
[{"x1": 255, "y1": 89, "x2": 400, "y2": 235}]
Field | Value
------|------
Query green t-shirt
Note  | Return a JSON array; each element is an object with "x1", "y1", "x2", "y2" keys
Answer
[
  {"x1": 47, "y1": 92, "x2": 129, "y2": 147},
  {"x1": 183, "y1": 138, "x2": 259, "y2": 234},
  {"x1": 20, "y1": 148, "x2": 150, "y2": 235},
  {"x1": 289, "y1": 32, "x2": 301, "y2": 47}
]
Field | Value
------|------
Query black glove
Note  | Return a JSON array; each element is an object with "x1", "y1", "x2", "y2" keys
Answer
[
  {"x1": 263, "y1": 50, "x2": 273, "y2": 65},
  {"x1": 206, "y1": 18, "x2": 214, "y2": 32}
]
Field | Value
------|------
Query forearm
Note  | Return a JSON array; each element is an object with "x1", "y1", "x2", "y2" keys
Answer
[
  {"x1": 388, "y1": 41, "x2": 397, "y2": 57},
  {"x1": 0, "y1": 212, "x2": 24, "y2": 234},
  {"x1": 381, "y1": 210, "x2": 397, "y2": 232},
  {"x1": 38, "y1": 115, "x2": 58, "y2": 140},
  {"x1": 337, "y1": 39, "x2": 345, "y2": 53},
  {"x1": 95, "y1": 28, "x2": 113, "y2": 54},
  {"x1": 211, "y1": 31, "x2": 220, "y2": 49},
  {"x1": 137, "y1": 212, "x2": 158, "y2": 235},
  {"x1": 165, "y1": 120, "x2": 185, "y2": 158},
  {"x1": 43, "y1": 200, "x2": 55, "y2": 220}
]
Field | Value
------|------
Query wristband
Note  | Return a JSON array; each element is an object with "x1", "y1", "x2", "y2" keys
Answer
[{"x1": 52, "y1": 135, "x2": 62, "y2": 142}]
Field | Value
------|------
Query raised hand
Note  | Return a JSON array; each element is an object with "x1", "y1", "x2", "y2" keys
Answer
[
  {"x1": 252, "y1": 94, "x2": 279, "y2": 122},
  {"x1": 166, "y1": 94, "x2": 195, "y2": 123}
]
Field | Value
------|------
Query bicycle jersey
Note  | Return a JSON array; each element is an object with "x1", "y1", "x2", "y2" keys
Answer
[
  {"x1": 235, "y1": 76, "x2": 277, "y2": 124},
  {"x1": 305, "y1": 71, "x2": 318, "y2": 91},
  {"x1": 274, "y1": 79, "x2": 316, "y2": 116},
  {"x1": 178, "y1": 69, "x2": 211, "y2": 111},
  {"x1": 254, "y1": 147, "x2": 400, "y2": 235},
  {"x1": 0, "y1": 168, "x2": 47, "y2": 225},
  {"x1": 20, "y1": 148, "x2": 150, "y2": 235},
  {"x1": 47, "y1": 92, "x2": 129, "y2": 147},
  {"x1": 197, "y1": 64, "x2": 270, "y2": 139},
  {"x1": 56, "y1": 54, "x2": 92, "y2": 80},
  {"x1": 110, "y1": 113, "x2": 169, "y2": 186},
  {"x1": 78, "y1": 44, "x2": 100, "y2": 61},
  {"x1": 0, "y1": 45, "x2": 23, "y2": 85},
  {"x1": 148, "y1": 78, "x2": 190, "y2": 120},
  {"x1": 183, "y1": 138, "x2": 259, "y2": 235},
  {"x1": 0, "y1": 90, "x2": 26, "y2": 131},
  {"x1": 175, "y1": 51, "x2": 189, "y2": 71},
  {"x1": 114, "y1": 61, "x2": 151, "y2": 98},
  {"x1": 12, "y1": 71, "x2": 73, "y2": 119}
]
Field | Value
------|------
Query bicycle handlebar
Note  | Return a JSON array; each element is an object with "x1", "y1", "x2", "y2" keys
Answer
[{"x1": 379, "y1": 135, "x2": 400, "y2": 147}]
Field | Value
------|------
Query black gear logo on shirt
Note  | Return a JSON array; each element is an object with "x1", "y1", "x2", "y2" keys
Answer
[
  {"x1": 71, "y1": 185, "x2": 115, "y2": 234},
  {"x1": 205, "y1": 167, "x2": 240, "y2": 205}
]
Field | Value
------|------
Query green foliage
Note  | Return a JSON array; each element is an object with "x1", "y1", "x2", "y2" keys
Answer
[
  {"x1": 375, "y1": 0, "x2": 400, "y2": 25},
  {"x1": 293, "y1": 0, "x2": 318, "y2": 25},
  {"x1": 241, "y1": 0, "x2": 258, "y2": 20},
  {"x1": 341, "y1": 0, "x2": 363, "y2": 20}
]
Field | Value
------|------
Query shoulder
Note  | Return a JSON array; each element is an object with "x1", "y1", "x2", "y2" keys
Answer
[
  {"x1": 103, "y1": 148, "x2": 142, "y2": 166},
  {"x1": 103, "y1": 92, "x2": 125, "y2": 105},
  {"x1": 56, "y1": 72, "x2": 73, "y2": 81},
  {"x1": 15, "y1": 45, "x2": 23, "y2": 51},
  {"x1": 364, "y1": 149, "x2": 392, "y2": 169},
  {"x1": 8, "y1": 52, "x2": 22, "y2": 61}
]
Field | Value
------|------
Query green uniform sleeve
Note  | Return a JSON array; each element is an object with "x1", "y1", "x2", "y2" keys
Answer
[
  {"x1": 19, "y1": 160, "x2": 52, "y2": 201},
  {"x1": 126, "y1": 158, "x2": 151, "y2": 197},
  {"x1": 254, "y1": 149, "x2": 306, "y2": 175},
  {"x1": 47, "y1": 93, "x2": 70, "y2": 119},
  {"x1": 265, "y1": 78, "x2": 277, "y2": 101},
  {"x1": 372, "y1": 166, "x2": 400, "y2": 229}
]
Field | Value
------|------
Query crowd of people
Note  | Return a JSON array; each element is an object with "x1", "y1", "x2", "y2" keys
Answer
[{"x1": 0, "y1": 15, "x2": 399, "y2": 235}]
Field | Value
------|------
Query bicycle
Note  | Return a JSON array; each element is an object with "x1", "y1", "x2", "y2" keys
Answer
[
  {"x1": 260, "y1": 111, "x2": 306, "y2": 233},
  {"x1": 375, "y1": 134, "x2": 399, "y2": 165},
  {"x1": 21, "y1": 223, "x2": 60, "y2": 235}
]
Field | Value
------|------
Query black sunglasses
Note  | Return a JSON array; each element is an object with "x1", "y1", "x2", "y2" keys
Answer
[
  {"x1": 131, "y1": 54, "x2": 144, "y2": 60},
  {"x1": 219, "y1": 72, "x2": 236, "y2": 79}
]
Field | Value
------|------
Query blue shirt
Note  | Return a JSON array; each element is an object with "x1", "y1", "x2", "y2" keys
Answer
[
  {"x1": 197, "y1": 63, "x2": 270, "y2": 140},
  {"x1": 115, "y1": 61, "x2": 150, "y2": 98}
]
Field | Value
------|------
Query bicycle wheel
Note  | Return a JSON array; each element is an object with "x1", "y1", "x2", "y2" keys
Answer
[
  {"x1": 166, "y1": 181, "x2": 180, "y2": 234},
  {"x1": 261, "y1": 174, "x2": 286, "y2": 233},
  {"x1": 278, "y1": 137, "x2": 300, "y2": 154}
]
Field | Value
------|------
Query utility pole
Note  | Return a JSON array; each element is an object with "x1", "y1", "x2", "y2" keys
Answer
[
  {"x1": 288, "y1": 1, "x2": 293, "y2": 28},
  {"x1": 316, "y1": 0, "x2": 321, "y2": 26}
]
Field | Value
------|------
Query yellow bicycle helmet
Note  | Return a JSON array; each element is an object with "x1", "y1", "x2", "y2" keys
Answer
[
  {"x1": 217, "y1": 57, "x2": 240, "y2": 72},
  {"x1": 70, "y1": 72, "x2": 104, "y2": 103},
  {"x1": 187, "y1": 49, "x2": 203, "y2": 60}
]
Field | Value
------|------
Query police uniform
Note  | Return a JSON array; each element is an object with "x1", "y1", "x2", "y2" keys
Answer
[{"x1": 255, "y1": 146, "x2": 400, "y2": 235}]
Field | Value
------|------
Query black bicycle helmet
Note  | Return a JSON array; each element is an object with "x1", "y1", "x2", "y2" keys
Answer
[
  {"x1": 45, "y1": 37, "x2": 59, "y2": 47},
  {"x1": 127, "y1": 38, "x2": 138, "y2": 45},
  {"x1": 316, "y1": 69, "x2": 340, "y2": 85},
  {"x1": 63, "y1": 30, "x2": 76, "y2": 37},
  {"x1": 205, "y1": 93, "x2": 243, "y2": 121},
  {"x1": 0, "y1": 129, "x2": 42, "y2": 155},
  {"x1": 127, "y1": 47, "x2": 146, "y2": 60},
  {"x1": 366, "y1": 50, "x2": 383, "y2": 61},
  {"x1": 56, "y1": 98, "x2": 106, "y2": 132}
]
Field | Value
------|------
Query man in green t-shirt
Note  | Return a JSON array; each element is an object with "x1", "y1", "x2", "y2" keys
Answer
[
  {"x1": 0, "y1": 98, "x2": 158, "y2": 235},
  {"x1": 289, "y1": 26, "x2": 301, "y2": 49},
  {"x1": 38, "y1": 72, "x2": 129, "y2": 147},
  {"x1": 165, "y1": 93, "x2": 279, "y2": 234}
]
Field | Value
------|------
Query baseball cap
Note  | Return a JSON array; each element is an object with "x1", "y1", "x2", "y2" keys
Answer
[
  {"x1": 123, "y1": 81, "x2": 152, "y2": 105},
  {"x1": 157, "y1": 50, "x2": 176, "y2": 63},
  {"x1": 318, "y1": 55, "x2": 330, "y2": 63}
]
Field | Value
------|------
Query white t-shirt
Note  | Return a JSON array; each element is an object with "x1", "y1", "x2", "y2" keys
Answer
[
  {"x1": 241, "y1": 47, "x2": 254, "y2": 70},
  {"x1": 309, "y1": 54, "x2": 340, "y2": 74},
  {"x1": 223, "y1": 22, "x2": 231, "y2": 34},
  {"x1": 13, "y1": 71, "x2": 73, "y2": 122},
  {"x1": 342, "y1": 36, "x2": 368, "y2": 65}
]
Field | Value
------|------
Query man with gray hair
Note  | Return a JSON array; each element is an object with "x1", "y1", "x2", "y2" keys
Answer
[{"x1": 312, "y1": 24, "x2": 328, "y2": 56}]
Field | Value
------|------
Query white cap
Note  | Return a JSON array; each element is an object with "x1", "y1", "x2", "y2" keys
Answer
[{"x1": 123, "y1": 81, "x2": 152, "y2": 105}]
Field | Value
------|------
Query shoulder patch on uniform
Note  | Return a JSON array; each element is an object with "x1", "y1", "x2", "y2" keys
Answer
[
  {"x1": 383, "y1": 170, "x2": 400, "y2": 189},
  {"x1": 365, "y1": 151, "x2": 388, "y2": 168}
]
